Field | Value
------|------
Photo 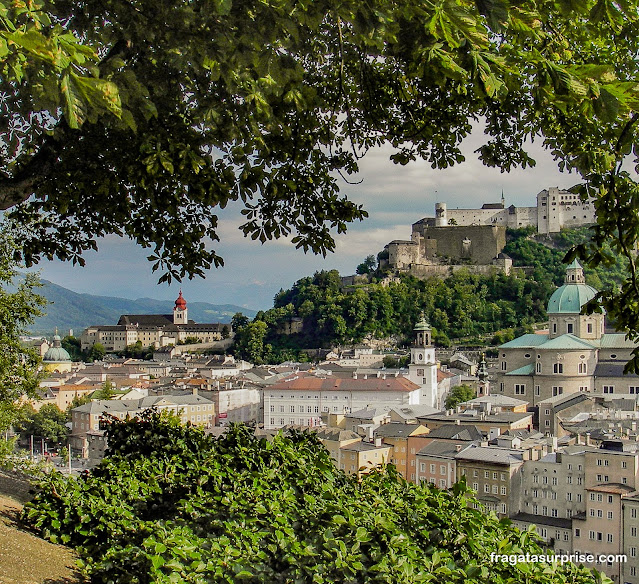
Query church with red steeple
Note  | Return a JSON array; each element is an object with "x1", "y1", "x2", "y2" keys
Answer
[{"x1": 80, "y1": 290, "x2": 227, "y2": 352}]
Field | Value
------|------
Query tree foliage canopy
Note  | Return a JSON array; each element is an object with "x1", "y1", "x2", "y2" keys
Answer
[
  {"x1": 1, "y1": 0, "x2": 638, "y2": 284},
  {"x1": 0, "y1": 235, "x2": 46, "y2": 432},
  {"x1": 24, "y1": 411, "x2": 608, "y2": 583}
]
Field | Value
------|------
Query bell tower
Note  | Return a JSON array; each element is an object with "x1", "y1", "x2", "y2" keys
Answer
[
  {"x1": 173, "y1": 290, "x2": 188, "y2": 324},
  {"x1": 408, "y1": 314, "x2": 438, "y2": 407}
]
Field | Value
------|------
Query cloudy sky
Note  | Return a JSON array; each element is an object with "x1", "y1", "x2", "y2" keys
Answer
[{"x1": 35, "y1": 128, "x2": 578, "y2": 311}]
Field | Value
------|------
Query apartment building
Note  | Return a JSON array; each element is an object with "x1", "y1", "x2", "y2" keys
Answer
[
  {"x1": 372, "y1": 423, "x2": 429, "y2": 479},
  {"x1": 622, "y1": 492, "x2": 639, "y2": 584},
  {"x1": 415, "y1": 440, "x2": 473, "y2": 488},
  {"x1": 456, "y1": 445, "x2": 524, "y2": 517},
  {"x1": 263, "y1": 372, "x2": 422, "y2": 429},
  {"x1": 70, "y1": 393, "x2": 215, "y2": 456}
]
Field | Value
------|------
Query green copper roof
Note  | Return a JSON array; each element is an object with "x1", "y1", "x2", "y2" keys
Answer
[
  {"x1": 500, "y1": 333, "x2": 597, "y2": 351},
  {"x1": 414, "y1": 315, "x2": 431, "y2": 331},
  {"x1": 505, "y1": 364, "x2": 534, "y2": 376},
  {"x1": 43, "y1": 346, "x2": 71, "y2": 362},
  {"x1": 539, "y1": 334, "x2": 596, "y2": 350},
  {"x1": 547, "y1": 282, "x2": 598, "y2": 314},
  {"x1": 567, "y1": 259, "x2": 583, "y2": 270},
  {"x1": 499, "y1": 334, "x2": 549, "y2": 349}
]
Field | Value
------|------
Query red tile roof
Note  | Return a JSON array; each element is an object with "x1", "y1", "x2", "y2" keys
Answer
[{"x1": 269, "y1": 373, "x2": 419, "y2": 393}]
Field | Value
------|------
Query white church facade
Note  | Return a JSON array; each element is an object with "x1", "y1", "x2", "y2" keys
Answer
[{"x1": 262, "y1": 317, "x2": 440, "y2": 429}]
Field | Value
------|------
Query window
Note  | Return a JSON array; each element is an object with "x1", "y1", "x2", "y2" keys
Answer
[
  {"x1": 430, "y1": 464, "x2": 436, "y2": 473},
  {"x1": 551, "y1": 509, "x2": 558, "y2": 517},
  {"x1": 587, "y1": 323, "x2": 593, "y2": 333},
  {"x1": 567, "y1": 323, "x2": 574, "y2": 334},
  {"x1": 501, "y1": 486, "x2": 507, "y2": 495},
  {"x1": 607, "y1": 511, "x2": 613, "y2": 519},
  {"x1": 603, "y1": 385, "x2": 614, "y2": 394},
  {"x1": 485, "y1": 471, "x2": 490, "y2": 478},
  {"x1": 578, "y1": 363, "x2": 587, "y2": 374},
  {"x1": 552, "y1": 386, "x2": 563, "y2": 396},
  {"x1": 270, "y1": 405, "x2": 275, "y2": 412},
  {"x1": 473, "y1": 482, "x2": 479, "y2": 491},
  {"x1": 567, "y1": 476, "x2": 573, "y2": 484},
  {"x1": 542, "y1": 506, "x2": 548, "y2": 516},
  {"x1": 493, "y1": 472, "x2": 498, "y2": 479},
  {"x1": 290, "y1": 405, "x2": 295, "y2": 413},
  {"x1": 515, "y1": 384, "x2": 526, "y2": 395},
  {"x1": 553, "y1": 363, "x2": 563, "y2": 373},
  {"x1": 597, "y1": 510, "x2": 603, "y2": 518},
  {"x1": 566, "y1": 493, "x2": 572, "y2": 501},
  {"x1": 536, "y1": 362, "x2": 542, "y2": 373},
  {"x1": 492, "y1": 485, "x2": 499, "y2": 494},
  {"x1": 589, "y1": 530, "x2": 595, "y2": 540},
  {"x1": 622, "y1": 461, "x2": 628, "y2": 468},
  {"x1": 484, "y1": 484, "x2": 490, "y2": 493},
  {"x1": 608, "y1": 494, "x2": 613, "y2": 503},
  {"x1": 501, "y1": 361, "x2": 507, "y2": 371},
  {"x1": 535, "y1": 385, "x2": 540, "y2": 396},
  {"x1": 440, "y1": 465, "x2": 446, "y2": 475}
]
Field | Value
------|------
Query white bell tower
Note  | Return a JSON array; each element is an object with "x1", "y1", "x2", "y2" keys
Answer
[
  {"x1": 408, "y1": 315, "x2": 438, "y2": 408},
  {"x1": 173, "y1": 290, "x2": 188, "y2": 324}
]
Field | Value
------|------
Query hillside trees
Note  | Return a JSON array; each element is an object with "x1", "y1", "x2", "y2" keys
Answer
[
  {"x1": 0, "y1": 236, "x2": 46, "y2": 433},
  {"x1": 0, "y1": 0, "x2": 638, "y2": 292},
  {"x1": 231, "y1": 268, "x2": 552, "y2": 362},
  {"x1": 23, "y1": 411, "x2": 609, "y2": 583}
]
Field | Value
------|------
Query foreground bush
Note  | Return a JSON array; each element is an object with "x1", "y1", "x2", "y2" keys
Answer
[{"x1": 23, "y1": 412, "x2": 606, "y2": 583}]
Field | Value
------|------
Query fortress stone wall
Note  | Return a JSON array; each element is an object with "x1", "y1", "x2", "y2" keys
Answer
[{"x1": 382, "y1": 187, "x2": 595, "y2": 278}]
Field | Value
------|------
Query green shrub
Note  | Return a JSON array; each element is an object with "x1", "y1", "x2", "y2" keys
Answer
[{"x1": 23, "y1": 411, "x2": 608, "y2": 584}]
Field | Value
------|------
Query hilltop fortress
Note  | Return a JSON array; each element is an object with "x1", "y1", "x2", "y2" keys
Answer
[{"x1": 382, "y1": 187, "x2": 595, "y2": 277}]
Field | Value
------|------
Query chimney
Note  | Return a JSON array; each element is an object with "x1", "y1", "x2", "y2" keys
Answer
[
  {"x1": 455, "y1": 444, "x2": 462, "y2": 452},
  {"x1": 586, "y1": 432, "x2": 591, "y2": 446},
  {"x1": 192, "y1": 386, "x2": 198, "y2": 397},
  {"x1": 375, "y1": 438, "x2": 382, "y2": 447},
  {"x1": 632, "y1": 421, "x2": 637, "y2": 432},
  {"x1": 455, "y1": 419, "x2": 461, "y2": 425}
]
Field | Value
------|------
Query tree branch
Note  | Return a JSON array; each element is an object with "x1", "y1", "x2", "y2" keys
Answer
[{"x1": 0, "y1": 39, "x2": 135, "y2": 211}]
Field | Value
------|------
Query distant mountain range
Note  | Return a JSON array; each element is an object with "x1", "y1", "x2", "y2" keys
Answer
[{"x1": 24, "y1": 279, "x2": 257, "y2": 336}]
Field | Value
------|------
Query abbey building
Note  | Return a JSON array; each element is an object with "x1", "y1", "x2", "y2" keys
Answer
[{"x1": 80, "y1": 291, "x2": 226, "y2": 352}]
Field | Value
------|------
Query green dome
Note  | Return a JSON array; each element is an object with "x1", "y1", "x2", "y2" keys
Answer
[
  {"x1": 414, "y1": 314, "x2": 431, "y2": 331},
  {"x1": 547, "y1": 282, "x2": 598, "y2": 314},
  {"x1": 44, "y1": 333, "x2": 71, "y2": 362}
]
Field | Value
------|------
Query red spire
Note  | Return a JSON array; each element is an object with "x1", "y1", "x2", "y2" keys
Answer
[{"x1": 174, "y1": 289, "x2": 187, "y2": 310}]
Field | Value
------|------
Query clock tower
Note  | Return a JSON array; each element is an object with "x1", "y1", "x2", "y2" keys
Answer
[{"x1": 408, "y1": 315, "x2": 438, "y2": 408}]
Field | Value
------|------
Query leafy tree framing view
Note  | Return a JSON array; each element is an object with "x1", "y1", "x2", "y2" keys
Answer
[{"x1": 0, "y1": 0, "x2": 638, "y2": 345}]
